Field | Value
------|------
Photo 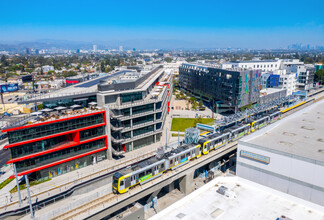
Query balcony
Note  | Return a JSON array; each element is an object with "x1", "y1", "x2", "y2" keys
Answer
[
  {"x1": 110, "y1": 123, "x2": 124, "y2": 131},
  {"x1": 111, "y1": 128, "x2": 163, "y2": 144},
  {"x1": 111, "y1": 108, "x2": 163, "y2": 121}
]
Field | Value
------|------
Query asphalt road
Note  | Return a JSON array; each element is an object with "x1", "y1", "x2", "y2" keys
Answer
[{"x1": 0, "y1": 148, "x2": 10, "y2": 168}]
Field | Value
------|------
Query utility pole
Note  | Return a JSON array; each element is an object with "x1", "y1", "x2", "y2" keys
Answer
[
  {"x1": 32, "y1": 75, "x2": 38, "y2": 111},
  {"x1": 164, "y1": 127, "x2": 167, "y2": 151},
  {"x1": 0, "y1": 92, "x2": 4, "y2": 112},
  {"x1": 177, "y1": 130, "x2": 180, "y2": 147},
  {"x1": 13, "y1": 164, "x2": 22, "y2": 207},
  {"x1": 212, "y1": 101, "x2": 214, "y2": 119},
  {"x1": 25, "y1": 175, "x2": 34, "y2": 218}
]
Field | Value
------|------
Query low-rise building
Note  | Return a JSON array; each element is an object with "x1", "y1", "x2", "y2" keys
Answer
[
  {"x1": 237, "y1": 100, "x2": 324, "y2": 206},
  {"x1": 221, "y1": 59, "x2": 282, "y2": 72},
  {"x1": 42, "y1": 65, "x2": 54, "y2": 73},
  {"x1": 259, "y1": 88, "x2": 286, "y2": 104}
]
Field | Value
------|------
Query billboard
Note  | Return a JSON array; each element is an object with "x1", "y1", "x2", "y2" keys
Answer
[
  {"x1": 0, "y1": 83, "x2": 19, "y2": 93},
  {"x1": 22, "y1": 75, "x2": 33, "y2": 83}
]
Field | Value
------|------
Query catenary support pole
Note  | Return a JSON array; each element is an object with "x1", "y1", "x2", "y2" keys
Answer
[
  {"x1": 13, "y1": 164, "x2": 22, "y2": 207},
  {"x1": 25, "y1": 175, "x2": 34, "y2": 218}
]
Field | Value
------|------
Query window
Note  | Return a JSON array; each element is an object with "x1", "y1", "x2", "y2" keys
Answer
[
  {"x1": 120, "y1": 180, "x2": 124, "y2": 186},
  {"x1": 139, "y1": 172, "x2": 145, "y2": 178},
  {"x1": 146, "y1": 169, "x2": 152, "y2": 175},
  {"x1": 121, "y1": 92, "x2": 142, "y2": 103},
  {"x1": 161, "y1": 163, "x2": 164, "y2": 169},
  {"x1": 181, "y1": 154, "x2": 185, "y2": 160}
]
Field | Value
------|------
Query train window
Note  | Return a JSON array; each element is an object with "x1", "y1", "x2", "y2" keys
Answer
[
  {"x1": 186, "y1": 152, "x2": 190, "y2": 157},
  {"x1": 120, "y1": 180, "x2": 124, "y2": 186},
  {"x1": 181, "y1": 154, "x2": 185, "y2": 160},
  {"x1": 139, "y1": 172, "x2": 145, "y2": 178},
  {"x1": 170, "y1": 159, "x2": 173, "y2": 164},
  {"x1": 161, "y1": 163, "x2": 164, "y2": 169},
  {"x1": 146, "y1": 169, "x2": 152, "y2": 174}
]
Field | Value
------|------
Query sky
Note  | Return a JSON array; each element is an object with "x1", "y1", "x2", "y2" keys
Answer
[{"x1": 0, "y1": 0, "x2": 323, "y2": 49}]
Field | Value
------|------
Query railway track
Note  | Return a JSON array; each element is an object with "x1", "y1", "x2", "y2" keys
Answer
[
  {"x1": 3, "y1": 91, "x2": 323, "y2": 219},
  {"x1": 0, "y1": 150, "x2": 156, "y2": 213},
  {"x1": 52, "y1": 192, "x2": 117, "y2": 220},
  {"x1": 50, "y1": 142, "x2": 239, "y2": 220},
  {"x1": 50, "y1": 97, "x2": 323, "y2": 220}
]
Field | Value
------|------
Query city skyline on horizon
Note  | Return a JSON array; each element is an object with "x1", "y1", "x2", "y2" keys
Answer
[{"x1": 0, "y1": 0, "x2": 323, "y2": 49}]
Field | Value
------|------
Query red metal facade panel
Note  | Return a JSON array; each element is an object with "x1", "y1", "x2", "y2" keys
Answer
[
  {"x1": 2, "y1": 110, "x2": 106, "y2": 133},
  {"x1": 4, "y1": 123, "x2": 106, "y2": 149},
  {"x1": 10, "y1": 145, "x2": 108, "y2": 178},
  {"x1": 5, "y1": 110, "x2": 109, "y2": 178},
  {"x1": 7, "y1": 135, "x2": 107, "y2": 164}
]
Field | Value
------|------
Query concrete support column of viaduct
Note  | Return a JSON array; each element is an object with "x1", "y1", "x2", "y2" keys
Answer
[
  {"x1": 104, "y1": 106, "x2": 113, "y2": 160},
  {"x1": 179, "y1": 171, "x2": 194, "y2": 195}
]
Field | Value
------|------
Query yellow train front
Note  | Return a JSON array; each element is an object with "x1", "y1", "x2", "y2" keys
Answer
[
  {"x1": 113, "y1": 110, "x2": 283, "y2": 194},
  {"x1": 112, "y1": 143, "x2": 201, "y2": 194}
]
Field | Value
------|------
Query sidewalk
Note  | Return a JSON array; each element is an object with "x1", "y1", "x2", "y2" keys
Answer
[{"x1": 0, "y1": 134, "x2": 183, "y2": 214}]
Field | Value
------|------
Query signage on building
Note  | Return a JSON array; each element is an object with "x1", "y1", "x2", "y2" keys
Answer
[
  {"x1": 22, "y1": 75, "x2": 33, "y2": 83},
  {"x1": 240, "y1": 150, "x2": 270, "y2": 164},
  {"x1": 97, "y1": 155, "x2": 105, "y2": 162},
  {"x1": 0, "y1": 83, "x2": 19, "y2": 93}
]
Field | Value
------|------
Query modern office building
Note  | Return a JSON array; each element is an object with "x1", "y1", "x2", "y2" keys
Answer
[
  {"x1": 237, "y1": 100, "x2": 324, "y2": 206},
  {"x1": 179, "y1": 63, "x2": 260, "y2": 111},
  {"x1": 2, "y1": 109, "x2": 108, "y2": 180},
  {"x1": 26, "y1": 48, "x2": 32, "y2": 55},
  {"x1": 97, "y1": 65, "x2": 172, "y2": 152},
  {"x1": 9, "y1": 65, "x2": 172, "y2": 180}
]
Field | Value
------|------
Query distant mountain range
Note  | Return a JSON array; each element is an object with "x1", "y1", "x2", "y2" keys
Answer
[{"x1": 0, "y1": 39, "x2": 204, "y2": 51}]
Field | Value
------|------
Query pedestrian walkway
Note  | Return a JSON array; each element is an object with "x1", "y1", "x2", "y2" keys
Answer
[{"x1": 0, "y1": 132, "x2": 183, "y2": 214}]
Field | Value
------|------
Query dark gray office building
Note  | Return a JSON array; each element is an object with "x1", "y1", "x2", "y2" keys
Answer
[{"x1": 179, "y1": 63, "x2": 261, "y2": 112}]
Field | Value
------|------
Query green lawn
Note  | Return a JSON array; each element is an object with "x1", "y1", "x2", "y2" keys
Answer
[
  {"x1": 10, "y1": 178, "x2": 51, "y2": 193},
  {"x1": 0, "y1": 178, "x2": 14, "y2": 190},
  {"x1": 171, "y1": 118, "x2": 215, "y2": 132}
]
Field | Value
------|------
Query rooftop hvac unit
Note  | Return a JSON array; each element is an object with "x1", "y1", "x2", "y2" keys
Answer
[{"x1": 183, "y1": 127, "x2": 199, "y2": 144}]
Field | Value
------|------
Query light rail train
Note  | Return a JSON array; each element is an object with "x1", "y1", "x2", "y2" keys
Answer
[{"x1": 113, "y1": 109, "x2": 283, "y2": 194}]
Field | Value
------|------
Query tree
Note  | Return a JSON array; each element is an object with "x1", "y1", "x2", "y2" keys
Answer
[
  {"x1": 194, "y1": 116, "x2": 203, "y2": 127},
  {"x1": 100, "y1": 62, "x2": 105, "y2": 72},
  {"x1": 165, "y1": 57, "x2": 172, "y2": 63},
  {"x1": 192, "y1": 101, "x2": 198, "y2": 110},
  {"x1": 63, "y1": 71, "x2": 77, "y2": 78},
  {"x1": 1, "y1": 55, "x2": 6, "y2": 63},
  {"x1": 199, "y1": 100, "x2": 203, "y2": 108},
  {"x1": 315, "y1": 69, "x2": 324, "y2": 85},
  {"x1": 173, "y1": 79, "x2": 179, "y2": 87},
  {"x1": 239, "y1": 103, "x2": 253, "y2": 112},
  {"x1": 189, "y1": 97, "x2": 197, "y2": 104}
]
